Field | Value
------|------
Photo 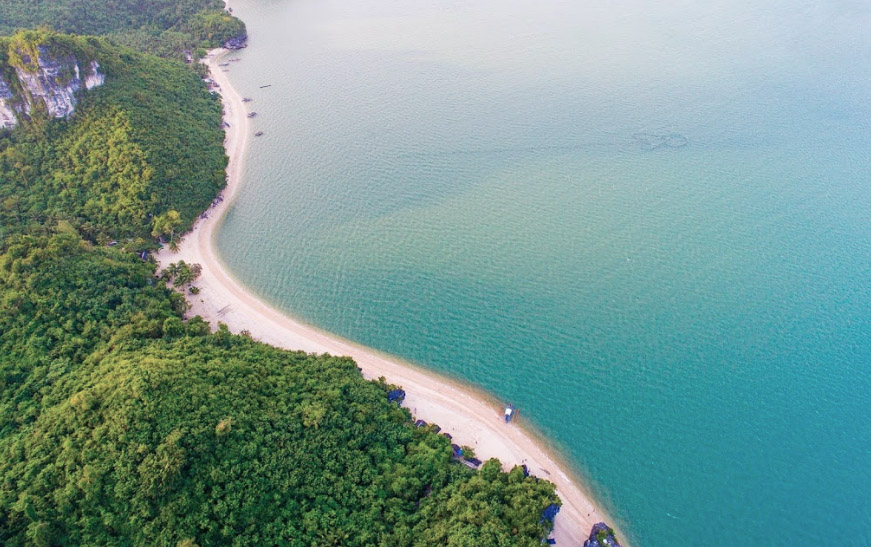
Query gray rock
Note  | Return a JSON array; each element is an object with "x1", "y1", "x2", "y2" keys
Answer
[
  {"x1": 583, "y1": 522, "x2": 622, "y2": 547},
  {"x1": 0, "y1": 77, "x2": 15, "y2": 129},
  {"x1": 1, "y1": 46, "x2": 104, "y2": 128}
]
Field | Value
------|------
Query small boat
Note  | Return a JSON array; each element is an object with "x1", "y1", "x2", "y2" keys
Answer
[
  {"x1": 247, "y1": 112, "x2": 257, "y2": 118},
  {"x1": 259, "y1": 84, "x2": 272, "y2": 89},
  {"x1": 254, "y1": 131, "x2": 264, "y2": 137},
  {"x1": 504, "y1": 403, "x2": 515, "y2": 423},
  {"x1": 242, "y1": 97, "x2": 253, "y2": 102}
]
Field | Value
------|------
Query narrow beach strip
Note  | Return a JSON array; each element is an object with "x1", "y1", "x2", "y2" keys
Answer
[{"x1": 158, "y1": 48, "x2": 616, "y2": 546}]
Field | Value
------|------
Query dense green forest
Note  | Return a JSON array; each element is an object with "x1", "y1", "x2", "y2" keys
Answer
[
  {"x1": 0, "y1": 31, "x2": 561, "y2": 545},
  {"x1": 0, "y1": 31, "x2": 227, "y2": 244},
  {"x1": 0, "y1": 0, "x2": 245, "y2": 60}
]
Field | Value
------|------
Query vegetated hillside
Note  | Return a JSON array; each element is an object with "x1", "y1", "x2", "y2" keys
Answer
[
  {"x1": 0, "y1": 32, "x2": 562, "y2": 546},
  {"x1": 0, "y1": 0, "x2": 245, "y2": 60},
  {"x1": 0, "y1": 30, "x2": 227, "y2": 244}
]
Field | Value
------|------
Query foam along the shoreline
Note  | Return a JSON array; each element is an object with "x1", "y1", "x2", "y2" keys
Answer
[{"x1": 156, "y1": 48, "x2": 619, "y2": 546}]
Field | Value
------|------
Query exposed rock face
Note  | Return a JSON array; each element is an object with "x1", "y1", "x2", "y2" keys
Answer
[
  {"x1": 224, "y1": 35, "x2": 248, "y2": 50},
  {"x1": 0, "y1": 47, "x2": 104, "y2": 129},
  {"x1": 0, "y1": 77, "x2": 15, "y2": 129},
  {"x1": 83, "y1": 60, "x2": 105, "y2": 90},
  {"x1": 583, "y1": 522, "x2": 622, "y2": 547}
]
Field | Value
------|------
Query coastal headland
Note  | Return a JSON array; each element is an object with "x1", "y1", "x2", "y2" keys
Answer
[{"x1": 157, "y1": 47, "x2": 620, "y2": 546}]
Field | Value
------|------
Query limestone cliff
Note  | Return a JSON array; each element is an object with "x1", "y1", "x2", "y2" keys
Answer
[
  {"x1": 0, "y1": 43, "x2": 104, "y2": 129},
  {"x1": 0, "y1": 77, "x2": 14, "y2": 128}
]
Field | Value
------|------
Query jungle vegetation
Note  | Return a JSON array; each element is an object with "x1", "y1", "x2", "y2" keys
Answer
[
  {"x1": 0, "y1": 31, "x2": 561, "y2": 546},
  {"x1": 0, "y1": 31, "x2": 227, "y2": 245},
  {"x1": 0, "y1": 0, "x2": 245, "y2": 60}
]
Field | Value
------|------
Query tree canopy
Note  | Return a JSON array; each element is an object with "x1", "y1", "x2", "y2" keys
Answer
[
  {"x1": 0, "y1": 31, "x2": 227, "y2": 244},
  {"x1": 0, "y1": 29, "x2": 562, "y2": 547},
  {"x1": 0, "y1": 0, "x2": 245, "y2": 60}
]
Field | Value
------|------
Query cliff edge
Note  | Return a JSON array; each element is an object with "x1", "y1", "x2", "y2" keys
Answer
[{"x1": 0, "y1": 32, "x2": 104, "y2": 129}]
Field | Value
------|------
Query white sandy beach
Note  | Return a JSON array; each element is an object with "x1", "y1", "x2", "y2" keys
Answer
[{"x1": 157, "y1": 48, "x2": 614, "y2": 546}]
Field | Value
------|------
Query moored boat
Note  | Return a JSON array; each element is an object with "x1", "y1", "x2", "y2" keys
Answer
[{"x1": 504, "y1": 403, "x2": 515, "y2": 422}]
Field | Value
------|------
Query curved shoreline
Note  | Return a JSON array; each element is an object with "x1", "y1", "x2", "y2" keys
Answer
[{"x1": 157, "y1": 48, "x2": 618, "y2": 546}]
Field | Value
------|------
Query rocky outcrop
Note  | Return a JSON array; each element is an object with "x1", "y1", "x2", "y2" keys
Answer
[
  {"x1": 224, "y1": 35, "x2": 248, "y2": 50},
  {"x1": 0, "y1": 47, "x2": 104, "y2": 129},
  {"x1": 583, "y1": 522, "x2": 622, "y2": 547},
  {"x1": 0, "y1": 77, "x2": 15, "y2": 129},
  {"x1": 82, "y1": 60, "x2": 105, "y2": 90}
]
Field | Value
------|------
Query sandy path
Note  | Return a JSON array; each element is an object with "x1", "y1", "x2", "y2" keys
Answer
[{"x1": 157, "y1": 48, "x2": 614, "y2": 546}]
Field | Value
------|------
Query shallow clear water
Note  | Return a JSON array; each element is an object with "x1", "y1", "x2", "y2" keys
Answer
[{"x1": 217, "y1": 0, "x2": 871, "y2": 543}]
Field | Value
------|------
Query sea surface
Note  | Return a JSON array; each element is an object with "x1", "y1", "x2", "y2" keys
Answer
[{"x1": 216, "y1": 0, "x2": 871, "y2": 543}]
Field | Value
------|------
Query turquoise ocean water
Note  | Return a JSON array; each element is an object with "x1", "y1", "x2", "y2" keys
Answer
[{"x1": 216, "y1": 0, "x2": 871, "y2": 543}]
